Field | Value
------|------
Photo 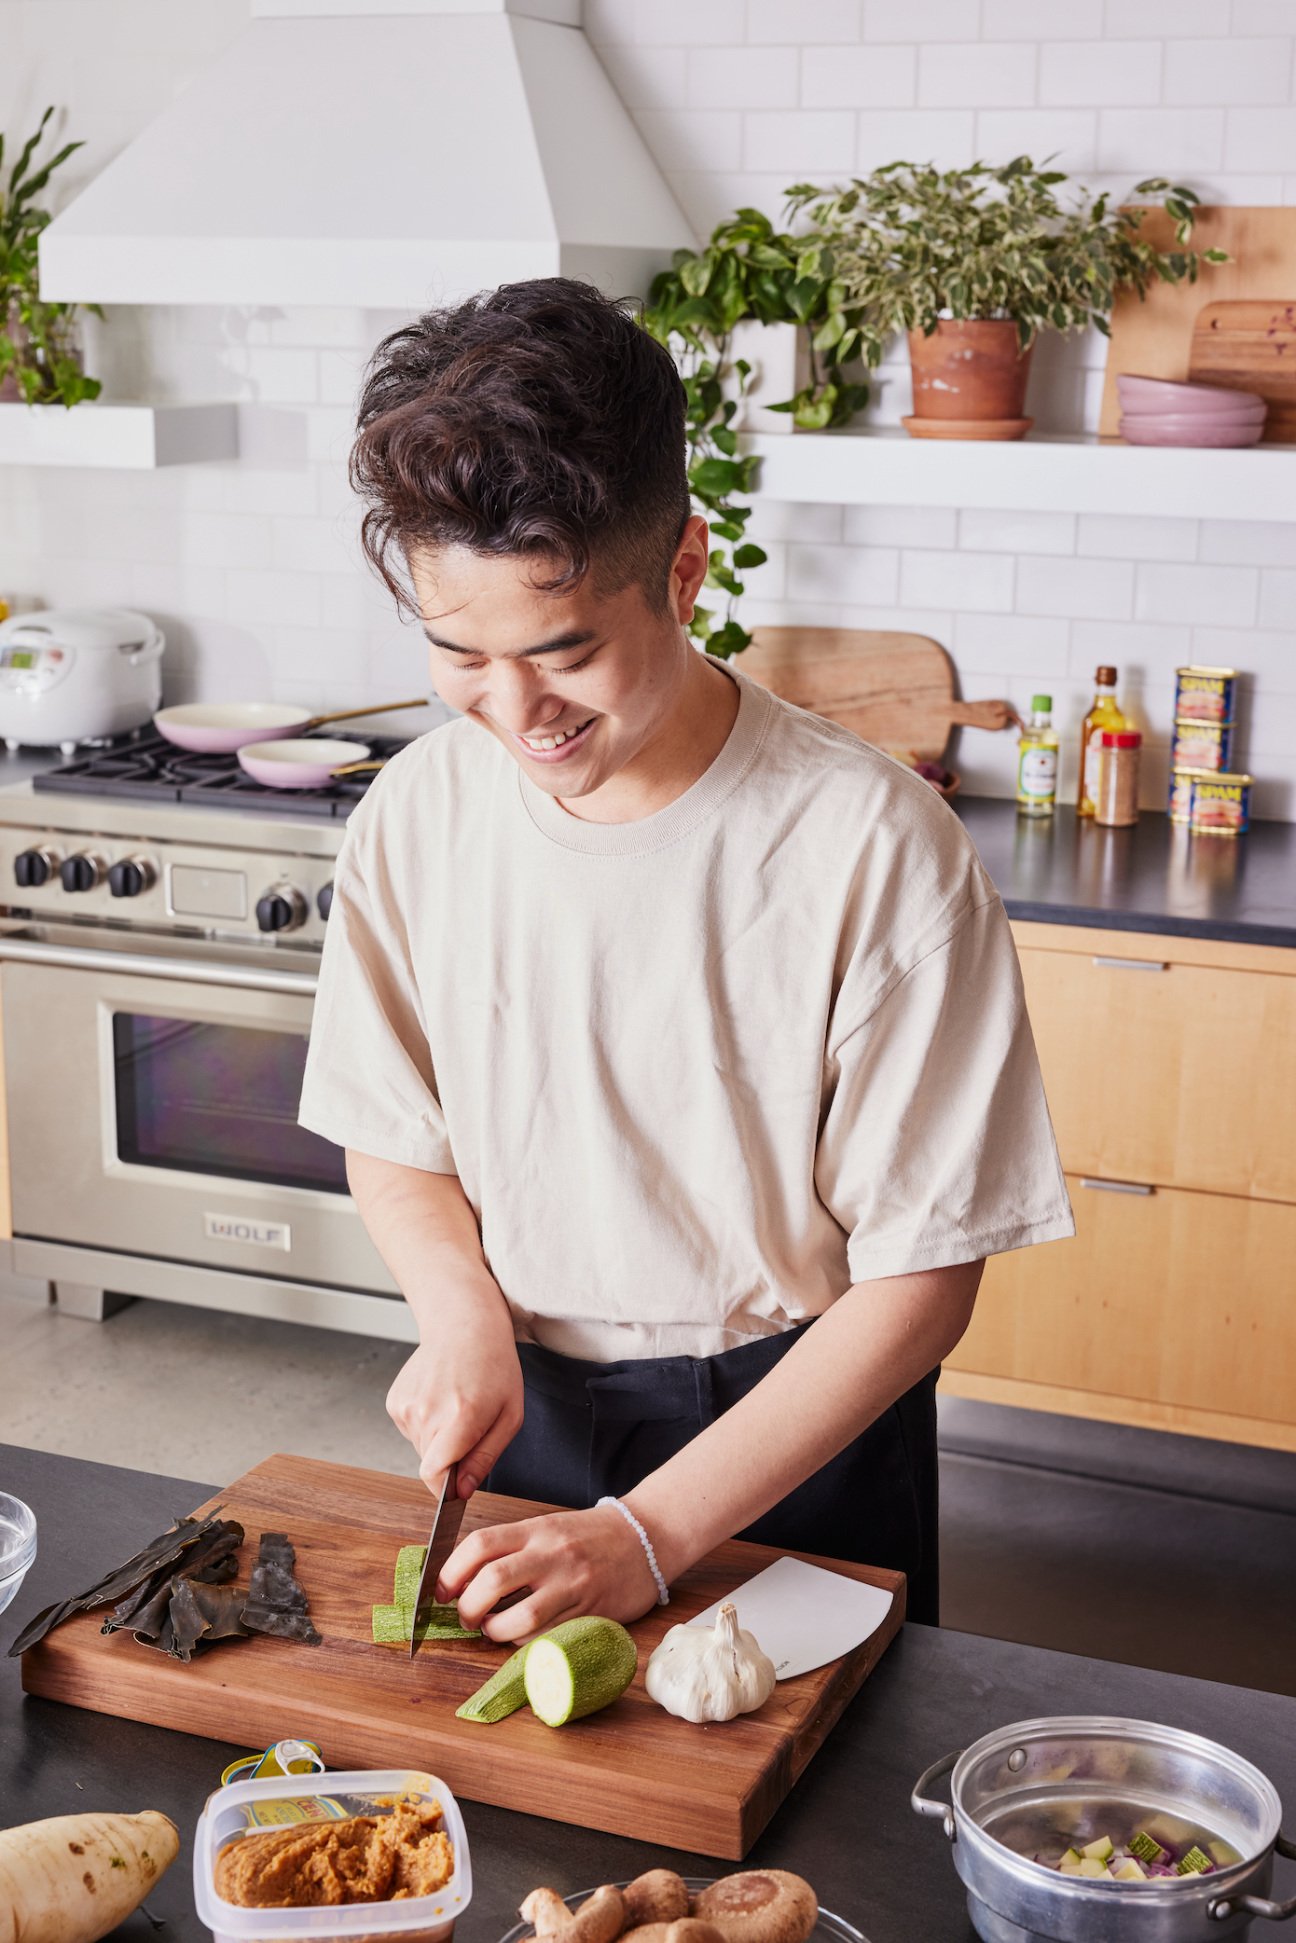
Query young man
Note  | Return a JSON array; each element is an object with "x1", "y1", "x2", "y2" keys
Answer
[{"x1": 299, "y1": 279, "x2": 1072, "y2": 1643}]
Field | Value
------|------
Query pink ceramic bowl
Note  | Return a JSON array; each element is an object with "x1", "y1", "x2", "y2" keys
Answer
[
  {"x1": 1117, "y1": 374, "x2": 1266, "y2": 417},
  {"x1": 1119, "y1": 414, "x2": 1265, "y2": 448}
]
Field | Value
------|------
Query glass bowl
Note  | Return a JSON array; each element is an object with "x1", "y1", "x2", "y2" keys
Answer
[
  {"x1": 497, "y1": 1880, "x2": 867, "y2": 1943},
  {"x1": 0, "y1": 1493, "x2": 37, "y2": 1617}
]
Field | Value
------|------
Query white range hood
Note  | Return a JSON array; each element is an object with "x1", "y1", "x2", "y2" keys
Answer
[{"x1": 38, "y1": 0, "x2": 694, "y2": 309}]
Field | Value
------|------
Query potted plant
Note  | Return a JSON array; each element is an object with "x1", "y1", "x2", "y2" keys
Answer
[
  {"x1": 785, "y1": 159, "x2": 1227, "y2": 439},
  {"x1": 1, "y1": 106, "x2": 102, "y2": 407}
]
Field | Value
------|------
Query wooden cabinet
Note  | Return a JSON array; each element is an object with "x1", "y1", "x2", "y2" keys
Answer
[{"x1": 940, "y1": 921, "x2": 1296, "y2": 1453}]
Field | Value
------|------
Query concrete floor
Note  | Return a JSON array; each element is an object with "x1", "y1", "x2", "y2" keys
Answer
[{"x1": 4, "y1": 1291, "x2": 1295, "y2": 1698}]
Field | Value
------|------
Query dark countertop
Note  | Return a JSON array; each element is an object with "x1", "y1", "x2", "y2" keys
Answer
[
  {"x1": 957, "y1": 797, "x2": 1296, "y2": 949},
  {"x1": 2, "y1": 1444, "x2": 1295, "y2": 1943}
]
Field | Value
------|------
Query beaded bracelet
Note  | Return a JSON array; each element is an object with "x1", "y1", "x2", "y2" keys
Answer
[{"x1": 597, "y1": 1496, "x2": 670, "y2": 1605}]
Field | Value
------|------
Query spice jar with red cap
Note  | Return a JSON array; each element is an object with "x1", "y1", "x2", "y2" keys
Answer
[{"x1": 1095, "y1": 729, "x2": 1141, "y2": 827}]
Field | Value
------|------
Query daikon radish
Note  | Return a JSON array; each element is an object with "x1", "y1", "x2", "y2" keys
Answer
[{"x1": 0, "y1": 1808, "x2": 179, "y2": 1943}]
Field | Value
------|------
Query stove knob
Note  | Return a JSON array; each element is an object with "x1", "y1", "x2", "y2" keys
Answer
[
  {"x1": 108, "y1": 856, "x2": 156, "y2": 899},
  {"x1": 60, "y1": 853, "x2": 105, "y2": 894},
  {"x1": 14, "y1": 848, "x2": 56, "y2": 889},
  {"x1": 256, "y1": 887, "x2": 307, "y2": 934},
  {"x1": 317, "y1": 882, "x2": 334, "y2": 922}
]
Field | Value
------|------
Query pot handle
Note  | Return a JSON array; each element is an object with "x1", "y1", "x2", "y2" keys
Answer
[
  {"x1": 911, "y1": 1750, "x2": 962, "y2": 1843},
  {"x1": 1209, "y1": 1834, "x2": 1296, "y2": 1923}
]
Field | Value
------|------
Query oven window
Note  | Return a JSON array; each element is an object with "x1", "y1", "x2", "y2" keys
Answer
[{"x1": 112, "y1": 1013, "x2": 348, "y2": 1194}]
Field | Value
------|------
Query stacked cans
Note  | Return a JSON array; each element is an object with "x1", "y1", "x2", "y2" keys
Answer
[{"x1": 1169, "y1": 665, "x2": 1251, "y2": 836}]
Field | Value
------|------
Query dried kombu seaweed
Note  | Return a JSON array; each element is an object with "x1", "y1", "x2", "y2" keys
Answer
[
  {"x1": 166, "y1": 1578, "x2": 250, "y2": 1662},
  {"x1": 7, "y1": 1512, "x2": 234, "y2": 1657},
  {"x1": 240, "y1": 1532, "x2": 322, "y2": 1646}
]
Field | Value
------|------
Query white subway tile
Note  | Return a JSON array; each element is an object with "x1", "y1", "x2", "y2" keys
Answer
[
  {"x1": 318, "y1": 350, "x2": 366, "y2": 410},
  {"x1": 900, "y1": 548, "x2": 1015, "y2": 611},
  {"x1": 918, "y1": 42, "x2": 1036, "y2": 108},
  {"x1": 1231, "y1": 0, "x2": 1296, "y2": 30},
  {"x1": 1165, "y1": 37, "x2": 1292, "y2": 105},
  {"x1": 1135, "y1": 562, "x2": 1258, "y2": 626},
  {"x1": 960, "y1": 508, "x2": 1077, "y2": 555},
  {"x1": 787, "y1": 544, "x2": 900, "y2": 605},
  {"x1": 1098, "y1": 107, "x2": 1224, "y2": 174},
  {"x1": 595, "y1": 45, "x2": 689, "y2": 111},
  {"x1": 845, "y1": 505, "x2": 958, "y2": 547},
  {"x1": 306, "y1": 407, "x2": 357, "y2": 468},
  {"x1": 1224, "y1": 107, "x2": 1296, "y2": 174},
  {"x1": 1258, "y1": 570, "x2": 1296, "y2": 631},
  {"x1": 184, "y1": 512, "x2": 273, "y2": 571},
  {"x1": 747, "y1": 501, "x2": 845, "y2": 543},
  {"x1": 1070, "y1": 619, "x2": 1193, "y2": 679},
  {"x1": 1200, "y1": 521, "x2": 1296, "y2": 568},
  {"x1": 663, "y1": 170, "x2": 792, "y2": 234},
  {"x1": 632, "y1": 0, "x2": 746, "y2": 45},
  {"x1": 1101, "y1": 0, "x2": 1230, "y2": 32},
  {"x1": 222, "y1": 467, "x2": 319, "y2": 519},
  {"x1": 240, "y1": 346, "x2": 319, "y2": 406},
  {"x1": 974, "y1": 110, "x2": 1097, "y2": 173},
  {"x1": 737, "y1": 540, "x2": 788, "y2": 600},
  {"x1": 749, "y1": 0, "x2": 863, "y2": 42},
  {"x1": 689, "y1": 48, "x2": 798, "y2": 109},
  {"x1": 743, "y1": 109, "x2": 856, "y2": 171},
  {"x1": 857, "y1": 108, "x2": 976, "y2": 170},
  {"x1": 1077, "y1": 513, "x2": 1198, "y2": 561},
  {"x1": 982, "y1": 0, "x2": 1102, "y2": 36},
  {"x1": 1191, "y1": 627, "x2": 1296, "y2": 690},
  {"x1": 1040, "y1": 41, "x2": 1161, "y2": 107},
  {"x1": 836, "y1": 604, "x2": 954, "y2": 639},
  {"x1": 863, "y1": 0, "x2": 978, "y2": 40},
  {"x1": 740, "y1": 596, "x2": 846, "y2": 628},
  {"x1": 1017, "y1": 555, "x2": 1134, "y2": 619},
  {"x1": 227, "y1": 568, "x2": 323, "y2": 630},
  {"x1": 272, "y1": 518, "x2": 363, "y2": 578},
  {"x1": 802, "y1": 44, "x2": 916, "y2": 109},
  {"x1": 635, "y1": 108, "x2": 743, "y2": 172},
  {"x1": 953, "y1": 612, "x2": 1072, "y2": 677}
]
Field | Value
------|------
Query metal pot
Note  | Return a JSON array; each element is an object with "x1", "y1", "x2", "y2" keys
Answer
[{"x1": 912, "y1": 1716, "x2": 1296, "y2": 1943}]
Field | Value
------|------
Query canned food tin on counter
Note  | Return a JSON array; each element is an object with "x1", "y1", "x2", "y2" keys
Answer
[
  {"x1": 1174, "y1": 665, "x2": 1238, "y2": 726},
  {"x1": 1190, "y1": 772, "x2": 1252, "y2": 837},
  {"x1": 221, "y1": 1740, "x2": 325, "y2": 1790},
  {"x1": 1169, "y1": 768, "x2": 1212, "y2": 823},
  {"x1": 1172, "y1": 717, "x2": 1235, "y2": 776},
  {"x1": 194, "y1": 1769, "x2": 472, "y2": 1943}
]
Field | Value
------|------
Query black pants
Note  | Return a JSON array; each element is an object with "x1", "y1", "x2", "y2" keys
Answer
[{"x1": 484, "y1": 1327, "x2": 940, "y2": 1625}]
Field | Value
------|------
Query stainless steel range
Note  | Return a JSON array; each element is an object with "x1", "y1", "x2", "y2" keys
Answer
[{"x1": 0, "y1": 732, "x2": 414, "y2": 1339}]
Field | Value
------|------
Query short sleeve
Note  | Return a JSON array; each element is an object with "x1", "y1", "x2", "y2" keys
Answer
[
  {"x1": 297, "y1": 809, "x2": 457, "y2": 1173},
  {"x1": 816, "y1": 895, "x2": 1074, "y2": 1282}
]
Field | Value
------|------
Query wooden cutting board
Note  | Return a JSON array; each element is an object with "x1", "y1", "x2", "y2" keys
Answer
[
  {"x1": 1098, "y1": 207, "x2": 1296, "y2": 438},
  {"x1": 737, "y1": 627, "x2": 1017, "y2": 761},
  {"x1": 19, "y1": 1453, "x2": 904, "y2": 1860},
  {"x1": 1187, "y1": 300, "x2": 1296, "y2": 442}
]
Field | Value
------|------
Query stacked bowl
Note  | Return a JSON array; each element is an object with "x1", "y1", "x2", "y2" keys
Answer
[{"x1": 1117, "y1": 374, "x2": 1267, "y2": 447}]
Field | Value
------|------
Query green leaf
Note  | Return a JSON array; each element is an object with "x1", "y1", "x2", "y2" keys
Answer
[
  {"x1": 689, "y1": 456, "x2": 745, "y2": 496},
  {"x1": 712, "y1": 426, "x2": 738, "y2": 456},
  {"x1": 732, "y1": 544, "x2": 767, "y2": 569}
]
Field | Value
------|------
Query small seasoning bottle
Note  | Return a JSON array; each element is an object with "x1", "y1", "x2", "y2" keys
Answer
[
  {"x1": 1095, "y1": 729, "x2": 1141, "y2": 827},
  {"x1": 1016, "y1": 694, "x2": 1059, "y2": 817}
]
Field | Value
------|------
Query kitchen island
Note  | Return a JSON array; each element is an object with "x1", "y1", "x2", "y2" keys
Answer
[{"x1": 2, "y1": 1445, "x2": 1294, "y2": 1943}]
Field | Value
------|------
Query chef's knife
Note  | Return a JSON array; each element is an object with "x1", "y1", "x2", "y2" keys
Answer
[{"x1": 409, "y1": 1462, "x2": 468, "y2": 1658}]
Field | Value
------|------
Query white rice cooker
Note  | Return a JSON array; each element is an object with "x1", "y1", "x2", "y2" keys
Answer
[{"x1": 0, "y1": 608, "x2": 165, "y2": 752}]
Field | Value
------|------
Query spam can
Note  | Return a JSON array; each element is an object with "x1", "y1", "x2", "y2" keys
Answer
[
  {"x1": 1172, "y1": 716, "x2": 1235, "y2": 774},
  {"x1": 1174, "y1": 665, "x2": 1237, "y2": 726},
  {"x1": 1169, "y1": 767, "x2": 1212, "y2": 822},
  {"x1": 1190, "y1": 771, "x2": 1252, "y2": 837}
]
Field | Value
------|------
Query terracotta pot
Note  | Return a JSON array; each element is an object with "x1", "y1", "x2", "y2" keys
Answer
[{"x1": 904, "y1": 318, "x2": 1034, "y2": 439}]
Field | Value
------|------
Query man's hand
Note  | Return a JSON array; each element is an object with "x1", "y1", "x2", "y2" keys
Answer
[
  {"x1": 347, "y1": 1150, "x2": 524, "y2": 1496},
  {"x1": 437, "y1": 1501, "x2": 660, "y2": 1640}
]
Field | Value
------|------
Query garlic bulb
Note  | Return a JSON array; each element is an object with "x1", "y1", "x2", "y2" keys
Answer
[{"x1": 645, "y1": 1601, "x2": 777, "y2": 1723}]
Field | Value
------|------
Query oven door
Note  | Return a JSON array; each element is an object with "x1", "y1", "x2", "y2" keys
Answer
[{"x1": 0, "y1": 928, "x2": 397, "y2": 1297}]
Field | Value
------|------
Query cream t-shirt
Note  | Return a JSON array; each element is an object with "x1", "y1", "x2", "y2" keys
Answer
[{"x1": 299, "y1": 664, "x2": 1073, "y2": 1361}]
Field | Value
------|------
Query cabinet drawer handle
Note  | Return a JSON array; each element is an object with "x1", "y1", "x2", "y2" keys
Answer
[
  {"x1": 1080, "y1": 1177, "x2": 1155, "y2": 1196},
  {"x1": 1093, "y1": 956, "x2": 1168, "y2": 972}
]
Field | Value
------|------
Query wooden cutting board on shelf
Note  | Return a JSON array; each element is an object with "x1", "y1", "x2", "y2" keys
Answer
[
  {"x1": 1188, "y1": 300, "x2": 1296, "y2": 442},
  {"x1": 19, "y1": 1453, "x2": 904, "y2": 1860},
  {"x1": 738, "y1": 627, "x2": 1017, "y2": 762},
  {"x1": 1098, "y1": 207, "x2": 1296, "y2": 439}
]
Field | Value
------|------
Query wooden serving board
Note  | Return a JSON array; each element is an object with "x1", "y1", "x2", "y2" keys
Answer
[
  {"x1": 1188, "y1": 300, "x2": 1296, "y2": 442},
  {"x1": 20, "y1": 1454, "x2": 904, "y2": 1859},
  {"x1": 738, "y1": 627, "x2": 1017, "y2": 761}
]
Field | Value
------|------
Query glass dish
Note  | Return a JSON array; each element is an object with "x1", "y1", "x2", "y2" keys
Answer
[
  {"x1": 497, "y1": 1879, "x2": 867, "y2": 1943},
  {"x1": 0, "y1": 1493, "x2": 37, "y2": 1617}
]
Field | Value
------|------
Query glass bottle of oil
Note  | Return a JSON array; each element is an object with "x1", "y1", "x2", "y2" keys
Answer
[
  {"x1": 1078, "y1": 666, "x2": 1128, "y2": 817},
  {"x1": 1017, "y1": 694, "x2": 1059, "y2": 816}
]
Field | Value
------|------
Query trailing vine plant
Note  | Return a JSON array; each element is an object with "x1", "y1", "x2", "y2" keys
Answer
[{"x1": 1, "y1": 106, "x2": 102, "y2": 407}]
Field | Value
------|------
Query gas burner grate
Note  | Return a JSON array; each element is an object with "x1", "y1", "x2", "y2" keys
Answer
[{"x1": 32, "y1": 731, "x2": 407, "y2": 818}]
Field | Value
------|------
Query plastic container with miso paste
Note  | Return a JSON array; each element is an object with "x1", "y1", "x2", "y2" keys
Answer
[
  {"x1": 193, "y1": 1769, "x2": 472, "y2": 1943},
  {"x1": 1095, "y1": 729, "x2": 1141, "y2": 828}
]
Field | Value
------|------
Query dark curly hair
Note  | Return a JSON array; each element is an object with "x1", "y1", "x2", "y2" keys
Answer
[{"x1": 350, "y1": 279, "x2": 691, "y2": 616}]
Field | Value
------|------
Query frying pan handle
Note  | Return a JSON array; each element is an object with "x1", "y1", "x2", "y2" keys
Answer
[
  {"x1": 1209, "y1": 1834, "x2": 1296, "y2": 1923},
  {"x1": 911, "y1": 1749, "x2": 961, "y2": 1843}
]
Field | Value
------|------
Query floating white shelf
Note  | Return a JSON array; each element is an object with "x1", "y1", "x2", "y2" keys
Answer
[
  {"x1": 0, "y1": 402, "x2": 238, "y2": 469},
  {"x1": 740, "y1": 429, "x2": 1296, "y2": 524}
]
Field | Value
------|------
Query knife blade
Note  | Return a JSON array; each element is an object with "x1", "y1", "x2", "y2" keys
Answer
[{"x1": 409, "y1": 1462, "x2": 468, "y2": 1658}]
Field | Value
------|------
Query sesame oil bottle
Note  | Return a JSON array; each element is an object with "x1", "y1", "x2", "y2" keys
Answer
[{"x1": 1078, "y1": 666, "x2": 1128, "y2": 817}]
